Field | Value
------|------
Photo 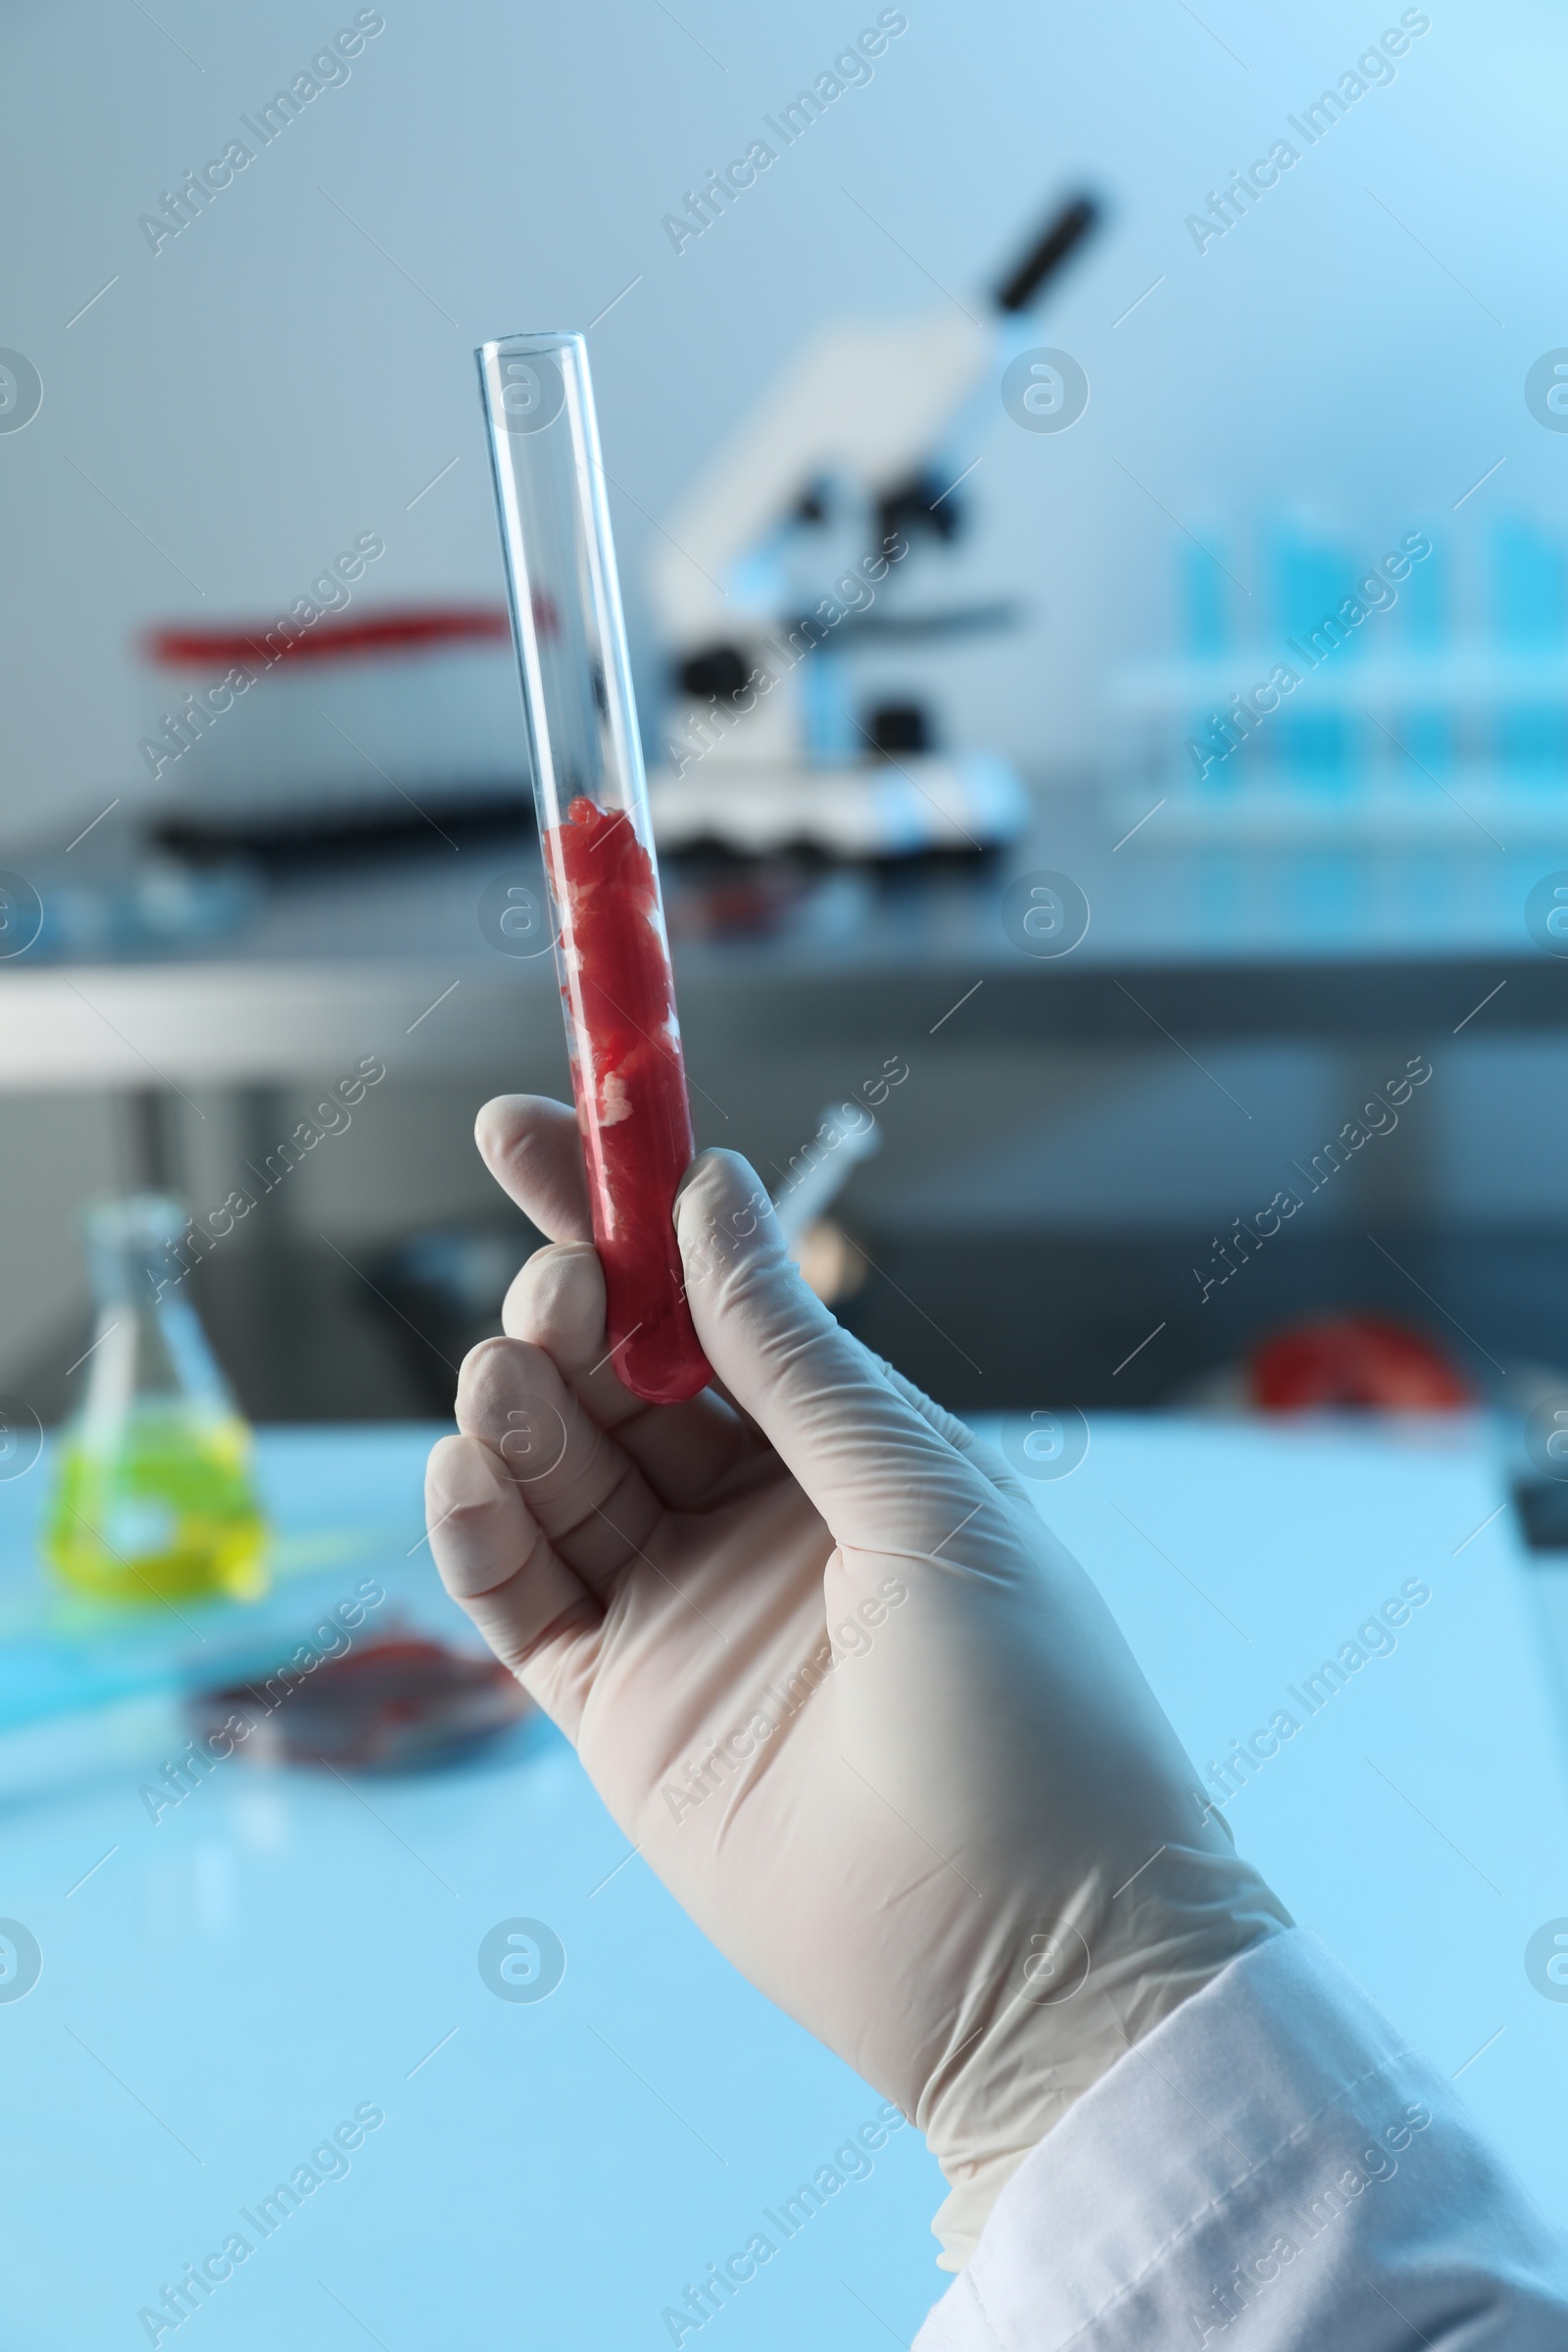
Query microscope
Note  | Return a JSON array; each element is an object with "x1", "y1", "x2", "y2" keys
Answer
[{"x1": 646, "y1": 193, "x2": 1102, "y2": 859}]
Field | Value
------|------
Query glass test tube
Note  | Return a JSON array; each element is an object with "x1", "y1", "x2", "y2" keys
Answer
[{"x1": 476, "y1": 331, "x2": 711, "y2": 1405}]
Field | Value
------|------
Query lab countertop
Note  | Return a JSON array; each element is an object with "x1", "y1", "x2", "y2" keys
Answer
[
  {"x1": 2, "y1": 1413, "x2": 1566, "y2": 2347},
  {"x1": 3, "y1": 794, "x2": 1566, "y2": 1088}
]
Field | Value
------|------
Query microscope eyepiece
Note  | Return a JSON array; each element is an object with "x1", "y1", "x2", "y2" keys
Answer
[{"x1": 994, "y1": 193, "x2": 1102, "y2": 315}]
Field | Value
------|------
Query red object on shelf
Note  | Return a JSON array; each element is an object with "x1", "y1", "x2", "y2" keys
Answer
[
  {"x1": 1248, "y1": 1314, "x2": 1473, "y2": 1412},
  {"x1": 144, "y1": 606, "x2": 514, "y2": 671},
  {"x1": 548, "y1": 795, "x2": 710, "y2": 1405}
]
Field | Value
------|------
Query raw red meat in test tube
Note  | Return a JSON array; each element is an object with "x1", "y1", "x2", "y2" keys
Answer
[{"x1": 477, "y1": 330, "x2": 710, "y2": 1403}]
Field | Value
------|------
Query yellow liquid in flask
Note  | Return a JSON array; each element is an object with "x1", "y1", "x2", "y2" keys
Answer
[
  {"x1": 47, "y1": 1408, "x2": 268, "y2": 1603},
  {"x1": 44, "y1": 1194, "x2": 270, "y2": 1608}
]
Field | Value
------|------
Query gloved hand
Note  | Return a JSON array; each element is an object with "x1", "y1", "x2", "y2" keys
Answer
[{"x1": 424, "y1": 1097, "x2": 1291, "y2": 2268}]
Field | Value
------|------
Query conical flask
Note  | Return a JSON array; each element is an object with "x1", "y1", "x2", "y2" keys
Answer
[{"x1": 45, "y1": 1194, "x2": 268, "y2": 1604}]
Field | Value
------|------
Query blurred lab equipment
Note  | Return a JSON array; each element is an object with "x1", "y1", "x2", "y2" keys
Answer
[
  {"x1": 477, "y1": 328, "x2": 710, "y2": 1405},
  {"x1": 771, "y1": 1099, "x2": 882, "y2": 1245},
  {"x1": 646, "y1": 195, "x2": 1101, "y2": 858},
  {"x1": 143, "y1": 605, "x2": 529, "y2": 856},
  {"x1": 1114, "y1": 516, "x2": 1568, "y2": 839},
  {"x1": 366, "y1": 1222, "x2": 535, "y2": 1411},
  {"x1": 773, "y1": 1099, "x2": 879, "y2": 1303},
  {"x1": 192, "y1": 1631, "x2": 531, "y2": 1772},
  {"x1": 44, "y1": 1194, "x2": 268, "y2": 1604},
  {"x1": 662, "y1": 860, "x2": 803, "y2": 939},
  {"x1": 24, "y1": 838, "x2": 259, "y2": 962}
]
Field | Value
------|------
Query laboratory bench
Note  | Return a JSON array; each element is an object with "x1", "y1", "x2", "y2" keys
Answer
[
  {"x1": 6, "y1": 790, "x2": 1568, "y2": 1429},
  {"x1": 2, "y1": 790, "x2": 1566, "y2": 1094},
  {"x1": 2, "y1": 1413, "x2": 1566, "y2": 2348}
]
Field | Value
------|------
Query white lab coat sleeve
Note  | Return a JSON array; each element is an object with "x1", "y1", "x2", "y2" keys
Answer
[{"x1": 914, "y1": 1927, "x2": 1568, "y2": 2351}]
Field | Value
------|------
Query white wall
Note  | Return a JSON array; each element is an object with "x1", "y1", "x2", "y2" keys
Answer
[{"x1": 1, "y1": 0, "x2": 1564, "y2": 850}]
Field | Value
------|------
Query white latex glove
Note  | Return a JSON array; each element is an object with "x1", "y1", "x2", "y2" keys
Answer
[{"x1": 425, "y1": 1097, "x2": 1291, "y2": 2268}]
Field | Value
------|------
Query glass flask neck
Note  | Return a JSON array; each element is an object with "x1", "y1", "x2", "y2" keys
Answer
[
  {"x1": 77, "y1": 1195, "x2": 234, "y2": 1430},
  {"x1": 85, "y1": 1193, "x2": 189, "y2": 1306}
]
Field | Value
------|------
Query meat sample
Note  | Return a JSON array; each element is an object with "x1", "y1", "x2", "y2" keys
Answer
[{"x1": 546, "y1": 795, "x2": 711, "y2": 1403}]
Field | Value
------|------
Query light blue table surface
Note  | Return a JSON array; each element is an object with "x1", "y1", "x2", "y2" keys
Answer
[{"x1": 2, "y1": 1415, "x2": 1567, "y2": 2350}]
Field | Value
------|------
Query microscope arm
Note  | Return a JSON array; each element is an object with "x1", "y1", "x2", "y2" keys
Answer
[{"x1": 650, "y1": 308, "x2": 989, "y2": 645}]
